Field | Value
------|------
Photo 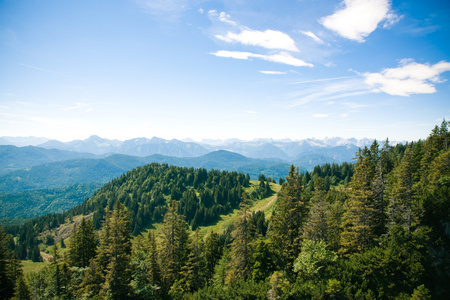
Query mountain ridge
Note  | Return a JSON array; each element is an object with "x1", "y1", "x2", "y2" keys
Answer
[{"x1": 1, "y1": 135, "x2": 402, "y2": 161}]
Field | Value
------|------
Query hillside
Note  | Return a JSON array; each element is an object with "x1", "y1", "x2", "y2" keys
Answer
[
  {"x1": 2, "y1": 123, "x2": 449, "y2": 299},
  {"x1": 0, "y1": 145, "x2": 97, "y2": 174}
]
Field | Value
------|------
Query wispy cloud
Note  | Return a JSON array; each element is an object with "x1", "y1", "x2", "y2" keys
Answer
[
  {"x1": 291, "y1": 75, "x2": 358, "y2": 85},
  {"x1": 137, "y1": 0, "x2": 197, "y2": 21},
  {"x1": 216, "y1": 29, "x2": 299, "y2": 52},
  {"x1": 246, "y1": 110, "x2": 258, "y2": 114},
  {"x1": 259, "y1": 71, "x2": 287, "y2": 75},
  {"x1": 63, "y1": 102, "x2": 93, "y2": 113},
  {"x1": 299, "y1": 30, "x2": 324, "y2": 44},
  {"x1": 313, "y1": 113, "x2": 328, "y2": 118},
  {"x1": 320, "y1": 0, "x2": 400, "y2": 42},
  {"x1": 211, "y1": 51, "x2": 313, "y2": 67},
  {"x1": 363, "y1": 59, "x2": 450, "y2": 96},
  {"x1": 288, "y1": 77, "x2": 370, "y2": 108}
]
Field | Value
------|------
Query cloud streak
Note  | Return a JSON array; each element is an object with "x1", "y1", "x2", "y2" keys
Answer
[
  {"x1": 320, "y1": 0, "x2": 400, "y2": 42},
  {"x1": 216, "y1": 29, "x2": 299, "y2": 52},
  {"x1": 299, "y1": 30, "x2": 324, "y2": 44},
  {"x1": 259, "y1": 71, "x2": 287, "y2": 75},
  {"x1": 211, "y1": 51, "x2": 313, "y2": 67}
]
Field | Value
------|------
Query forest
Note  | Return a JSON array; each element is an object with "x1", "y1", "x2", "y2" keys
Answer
[{"x1": 0, "y1": 121, "x2": 449, "y2": 299}]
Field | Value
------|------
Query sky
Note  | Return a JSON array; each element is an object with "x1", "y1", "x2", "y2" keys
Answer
[{"x1": 0, "y1": 0, "x2": 449, "y2": 142}]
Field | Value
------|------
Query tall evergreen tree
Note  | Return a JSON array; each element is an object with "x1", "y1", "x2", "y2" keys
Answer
[
  {"x1": 270, "y1": 165, "x2": 308, "y2": 273},
  {"x1": 159, "y1": 201, "x2": 190, "y2": 293},
  {"x1": 340, "y1": 146, "x2": 378, "y2": 256},
  {"x1": 303, "y1": 177, "x2": 330, "y2": 242},
  {"x1": 68, "y1": 218, "x2": 97, "y2": 268},
  {"x1": 227, "y1": 193, "x2": 255, "y2": 282},
  {"x1": 387, "y1": 147, "x2": 416, "y2": 233},
  {"x1": 98, "y1": 200, "x2": 133, "y2": 299},
  {"x1": 0, "y1": 226, "x2": 15, "y2": 299},
  {"x1": 204, "y1": 231, "x2": 222, "y2": 283}
]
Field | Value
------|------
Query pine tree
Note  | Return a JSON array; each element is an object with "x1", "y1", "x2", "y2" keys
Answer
[
  {"x1": 178, "y1": 229, "x2": 206, "y2": 293},
  {"x1": 159, "y1": 201, "x2": 190, "y2": 292},
  {"x1": 227, "y1": 193, "x2": 255, "y2": 282},
  {"x1": 146, "y1": 232, "x2": 161, "y2": 291},
  {"x1": 340, "y1": 147, "x2": 377, "y2": 256},
  {"x1": 100, "y1": 200, "x2": 133, "y2": 299},
  {"x1": 13, "y1": 274, "x2": 31, "y2": 300},
  {"x1": 0, "y1": 226, "x2": 15, "y2": 299},
  {"x1": 270, "y1": 165, "x2": 308, "y2": 272},
  {"x1": 387, "y1": 148, "x2": 416, "y2": 233},
  {"x1": 204, "y1": 231, "x2": 222, "y2": 282},
  {"x1": 303, "y1": 177, "x2": 330, "y2": 242},
  {"x1": 68, "y1": 218, "x2": 97, "y2": 268},
  {"x1": 130, "y1": 235, "x2": 159, "y2": 299}
]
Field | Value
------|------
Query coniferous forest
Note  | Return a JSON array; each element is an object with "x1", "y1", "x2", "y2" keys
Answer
[{"x1": 0, "y1": 122, "x2": 449, "y2": 299}]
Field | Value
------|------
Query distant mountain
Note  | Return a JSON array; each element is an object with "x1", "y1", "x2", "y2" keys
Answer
[
  {"x1": 0, "y1": 136, "x2": 50, "y2": 146},
  {"x1": 117, "y1": 137, "x2": 209, "y2": 157},
  {"x1": 0, "y1": 145, "x2": 97, "y2": 174},
  {"x1": 1, "y1": 135, "x2": 403, "y2": 170},
  {"x1": 38, "y1": 135, "x2": 121, "y2": 155}
]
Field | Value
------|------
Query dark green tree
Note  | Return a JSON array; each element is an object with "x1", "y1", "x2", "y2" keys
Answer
[
  {"x1": 204, "y1": 231, "x2": 222, "y2": 283},
  {"x1": 98, "y1": 200, "x2": 133, "y2": 299},
  {"x1": 68, "y1": 218, "x2": 97, "y2": 268},
  {"x1": 159, "y1": 201, "x2": 190, "y2": 292},
  {"x1": 227, "y1": 193, "x2": 255, "y2": 282},
  {"x1": 270, "y1": 165, "x2": 308, "y2": 273}
]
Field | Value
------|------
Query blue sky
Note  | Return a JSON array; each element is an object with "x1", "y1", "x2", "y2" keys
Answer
[{"x1": 0, "y1": 0, "x2": 449, "y2": 142}]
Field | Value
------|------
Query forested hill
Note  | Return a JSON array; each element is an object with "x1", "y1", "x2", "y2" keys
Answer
[
  {"x1": 70, "y1": 164, "x2": 259, "y2": 234},
  {"x1": 0, "y1": 122, "x2": 449, "y2": 299}
]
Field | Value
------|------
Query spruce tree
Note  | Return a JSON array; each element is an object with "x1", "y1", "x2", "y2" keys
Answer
[
  {"x1": 270, "y1": 165, "x2": 308, "y2": 272},
  {"x1": 13, "y1": 274, "x2": 31, "y2": 300},
  {"x1": 204, "y1": 231, "x2": 222, "y2": 283},
  {"x1": 303, "y1": 177, "x2": 330, "y2": 242},
  {"x1": 159, "y1": 201, "x2": 190, "y2": 293},
  {"x1": 387, "y1": 147, "x2": 416, "y2": 233},
  {"x1": 68, "y1": 218, "x2": 97, "y2": 268},
  {"x1": 101, "y1": 200, "x2": 133, "y2": 299},
  {"x1": 340, "y1": 147, "x2": 377, "y2": 256},
  {"x1": 0, "y1": 227, "x2": 15, "y2": 299},
  {"x1": 227, "y1": 193, "x2": 255, "y2": 282}
]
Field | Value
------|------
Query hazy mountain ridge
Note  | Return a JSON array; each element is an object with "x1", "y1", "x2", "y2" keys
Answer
[{"x1": 1, "y1": 135, "x2": 398, "y2": 161}]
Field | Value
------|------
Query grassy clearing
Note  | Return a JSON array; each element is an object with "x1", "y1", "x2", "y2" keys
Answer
[
  {"x1": 199, "y1": 182, "x2": 281, "y2": 236},
  {"x1": 22, "y1": 260, "x2": 49, "y2": 275}
]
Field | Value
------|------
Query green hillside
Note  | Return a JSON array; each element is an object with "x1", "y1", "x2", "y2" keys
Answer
[{"x1": 1, "y1": 122, "x2": 449, "y2": 300}]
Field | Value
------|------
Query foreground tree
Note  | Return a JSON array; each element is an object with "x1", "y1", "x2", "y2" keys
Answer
[
  {"x1": 270, "y1": 165, "x2": 308, "y2": 273},
  {"x1": 68, "y1": 218, "x2": 97, "y2": 268},
  {"x1": 159, "y1": 201, "x2": 190, "y2": 293},
  {"x1": 97, "y1": 200, "x2": 133, "y2": 299},
  {"x1": 227, "y1": 193, "x2": 255, "y2": 282}
]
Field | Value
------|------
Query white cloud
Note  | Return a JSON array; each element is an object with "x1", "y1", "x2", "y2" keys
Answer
[
  {"x1": 320, "y1": 0, "x2": 400, "y2": 42},
  {"x1": 363, "y1": 60, "x2": 450, "y2": 96},
  {"x1": 211, "y1": 51, "x2": 313, "y2": 67},
  {"x1": 216, "y1": 29, "x2": 299, "y2": 52},
  {"x1": 246, "y1": 110, "x2": 258, "y2": 114},
  {"x1": 313, "y1": 114, "x2": 328, "y2": 118},
  {"x1": 299, "y1": 30, "x2": 324, "y2": 44},
  {"x1": 259, "y1": 71, "x2": 287, "y2": 75}
]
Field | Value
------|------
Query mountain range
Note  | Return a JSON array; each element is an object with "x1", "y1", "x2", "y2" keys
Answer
[
  {"x1": 0, "y1": 135, "x2": 399, "y2": 222},
  {"x1": 0, "y1": 135, "x2": 392, "y2": 161}
]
